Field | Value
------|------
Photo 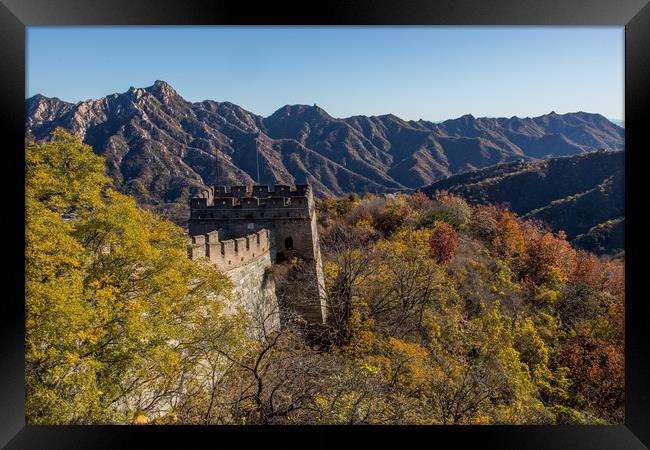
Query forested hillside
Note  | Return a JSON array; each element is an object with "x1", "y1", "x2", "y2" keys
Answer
[
  {"x1": 423, "y1": 151, "x2": 624, "y2": 255},
  {"x1": 26, "y1": 130, "x2": 624, "y2": 425}
]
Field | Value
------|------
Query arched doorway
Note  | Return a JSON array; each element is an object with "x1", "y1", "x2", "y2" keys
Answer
[{"x1": 284, "y1": 236, "x2": 294, "y2": 250}]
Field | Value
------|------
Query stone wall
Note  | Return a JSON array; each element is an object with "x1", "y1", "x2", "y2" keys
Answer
[
  {"x1": 189, "y1": 228, "x2": 280, "y2": 333},
  {"x1": 273, "y1": 209, "x2": 327, "y2": 323},
  {"x1": 223, "y1": 251, "x2": 280, "y2": 334},
  {"x1": 188, "y1": 183, "x2": 326, "y2": 325},
  {"x1": 189, "y1": 229, "x2": 273, "y2": 272},
  {"x1": 191, "y1": 184, "x2": 311, "y2": 208}
]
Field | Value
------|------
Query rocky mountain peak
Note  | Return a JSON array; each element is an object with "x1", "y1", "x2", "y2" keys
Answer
[
  {"x1": 26, "y1": 94, "x2": 73, "y2": 124},
  {"x1": 145, "y1": 80, "x2": 181, "y2": 103},
  {"x1": 268, "y1": 104, "x2": 332, "y2": 121},
  {"x1": 126, "y1": 86, "x2": 148, "y2": 101},
  {"x1": 25, "y1": 81, "x2": 625, "y2": 225}
]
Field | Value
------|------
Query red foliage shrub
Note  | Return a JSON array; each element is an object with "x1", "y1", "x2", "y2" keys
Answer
[{"x1": 429, "y1": 221, "x2": 459, "y2": 264}]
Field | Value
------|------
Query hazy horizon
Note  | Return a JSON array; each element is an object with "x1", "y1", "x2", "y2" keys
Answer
[{"x1": 27, "y1": 26, "x2": 624, "y2": 122}]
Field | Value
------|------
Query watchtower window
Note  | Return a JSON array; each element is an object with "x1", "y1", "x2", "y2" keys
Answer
[{"x1": 284, "y1": 237, "x2": 294, "y2": 250}]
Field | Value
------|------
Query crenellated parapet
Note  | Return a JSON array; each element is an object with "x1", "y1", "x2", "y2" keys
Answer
[
  {"x1": 187, "y1": 183, "x2": 326, "y2": 325},
  {"x1": 189, "y1": 184, "x2": 315, "y2": 227},
  {"x1": 191, "y1": 184, "x2": 312, "y2": 208},
  {"x1": 189, "y1": 228, "x2": 273, "y2": 272}
]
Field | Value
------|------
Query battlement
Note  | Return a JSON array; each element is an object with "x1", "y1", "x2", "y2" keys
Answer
[
  {"x1": 189, "y1": 184, "x2": 316, "y2": 225},
  {"x1": 192, "y1": 184, "x2": 311, "y2": 208},
  {"x1": 189, "y1": 228, "x2": 272, "y2": 272}
]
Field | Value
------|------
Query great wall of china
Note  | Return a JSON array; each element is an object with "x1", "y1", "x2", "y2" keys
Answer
[{"x1": 187, "y1": 184, "x2": 326, "y2": 328}]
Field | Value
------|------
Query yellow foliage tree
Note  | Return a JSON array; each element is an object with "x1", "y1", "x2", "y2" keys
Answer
[{"x1": 26, "y1": 130, "x2": 239, "y2": 424}]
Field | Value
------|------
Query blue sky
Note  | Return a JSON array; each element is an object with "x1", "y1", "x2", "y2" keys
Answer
[{"x1": 27, "y1": 26, "x2": 624, "y2": 121}]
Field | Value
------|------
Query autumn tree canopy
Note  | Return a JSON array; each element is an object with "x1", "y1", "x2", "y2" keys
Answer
[{"x1": 26, "y1": 133, "x2": 624, "y2": 425}]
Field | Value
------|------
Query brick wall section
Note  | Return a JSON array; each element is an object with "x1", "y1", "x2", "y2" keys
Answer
[
  {"x1": 189, "y1": 229, "x2": 273, "y2": 272},
  {"x1": 187, "y1": 184, "x2": 327, "y2": 324}
]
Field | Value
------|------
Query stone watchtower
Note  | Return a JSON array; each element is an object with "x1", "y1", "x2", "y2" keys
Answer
[{"x1": 188, "y1": 184, "x2": 326, "y2": 324}]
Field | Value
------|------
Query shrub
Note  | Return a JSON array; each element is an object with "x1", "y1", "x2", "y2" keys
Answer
[
  {"x1": 420, "y1": 191, "x2": 472, "y2": 230},
  {"x1": 429, "y1": 221, "x2": 459, "y2": 264}
]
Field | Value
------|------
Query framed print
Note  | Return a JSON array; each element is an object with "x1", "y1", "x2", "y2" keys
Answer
[{"x1": 1, "y1": 0, "x2": 649, "y2": 448}]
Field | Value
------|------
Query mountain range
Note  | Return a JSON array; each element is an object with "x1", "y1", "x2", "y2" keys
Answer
[
  {"x1": 422, "y1": 150, "x2": 624, "y2": 255},
  {"x1": 25, "y1": 80, "x2": 624, "y2": 224}
]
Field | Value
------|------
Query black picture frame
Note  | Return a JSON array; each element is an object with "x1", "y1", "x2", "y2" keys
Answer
[{"x1": 2, "y1": 0, "x2": 649, "y2": 448}]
